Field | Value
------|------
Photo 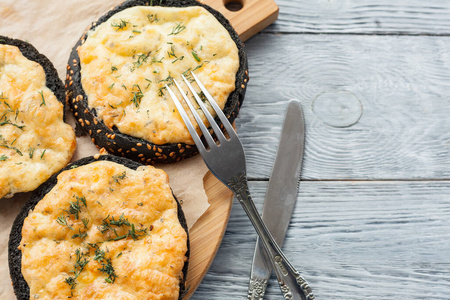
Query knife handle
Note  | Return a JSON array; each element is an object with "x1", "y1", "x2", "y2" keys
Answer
[
  {"x1": 248, "y1": 275, "x2": 268, "y2": 300},
  {"x1": 229, "y1": 178, "x2": 315, "y2": 300}
]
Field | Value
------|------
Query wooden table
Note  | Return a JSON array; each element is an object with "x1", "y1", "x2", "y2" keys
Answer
[{"x1": 191, "y1": 1, "x2": 450, "y2": 299}]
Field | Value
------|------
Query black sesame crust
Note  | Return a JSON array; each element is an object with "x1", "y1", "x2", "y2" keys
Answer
[
  {"x1": 8, "y1": 155, "x2": 190, "y2": 300},
  {"x1": 0, "y1": 36, "x2": 66, "y2": 116},
  {"x1": 65, "y1": 0, "x2": 249, "y2": 165}
]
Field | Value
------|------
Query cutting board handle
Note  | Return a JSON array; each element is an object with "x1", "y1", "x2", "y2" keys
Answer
[{"x1": 199, "y1": 0, "x2": 279, "y2": 41}]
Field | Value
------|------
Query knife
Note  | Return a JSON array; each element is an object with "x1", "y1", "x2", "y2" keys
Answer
[{"x1": 247, "y1": 99, "x2": 305, "y2": 300}]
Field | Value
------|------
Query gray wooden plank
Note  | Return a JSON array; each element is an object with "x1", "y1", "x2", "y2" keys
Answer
[
  {"x1": 263, "y1": 0, "x2": 450, "y2": 35},
  {"x1": 239, "y1": 34, "x2": 450, "y2": 180},
  {"x1": 192, "y1": 180, "x2": 450, "y2": 300}
]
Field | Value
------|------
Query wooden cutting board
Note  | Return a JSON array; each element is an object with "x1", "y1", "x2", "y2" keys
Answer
[{"x1": 183, "y1": 0, "x2": 278, "y2": 298}]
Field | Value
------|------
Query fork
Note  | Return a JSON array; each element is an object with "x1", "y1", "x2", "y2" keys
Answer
[{"x1": 166, "y1": 72, "x2": 314, "y2": 300}]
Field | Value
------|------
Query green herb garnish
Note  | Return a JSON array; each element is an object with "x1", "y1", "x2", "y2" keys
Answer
[
  {"x1": 111, "y1": 19, "x2": 130, "y2": 31},
  {"x1": 38, "y1": 90, "x2": 46, "y2": 107},
  {"x1": 168, "y1": 22, "x2": 186, "y2": 36},
  {"x1": 192, "y1": 51, "x2": 201, "y2": 62},
  {"x1": 131, "y1": 85, "x2": 143, "y2": 108},
  {"x1": 131, "y1": 53, "x2": 150, "y2": 72},
  {"x1": 28, "y1": 147, "x2": 35, "y2": 159},
  {"x1": 147, "y1": 14, "x2": 159, "y2": 23}
]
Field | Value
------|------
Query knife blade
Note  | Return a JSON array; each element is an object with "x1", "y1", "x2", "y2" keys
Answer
[{"x1": 247, "y1": 99, "x2": 305, "y2": 300}]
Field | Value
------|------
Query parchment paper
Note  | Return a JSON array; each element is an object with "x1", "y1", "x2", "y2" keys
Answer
[{"x1": 0, "y1": 1, "x2": 211, "y2": 298}]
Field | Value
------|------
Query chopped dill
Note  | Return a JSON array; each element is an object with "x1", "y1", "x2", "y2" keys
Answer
[
  {"x1": 192, "y1": 51, "x2": 201, "y2": 62},
  {"x1": 131, "y1": 85, "x2": 143, "y2": 108},
  {"x1": 38, "y1": 90, "x2": 46, "y2": 107},
  {"x1": 111, "y1": 19, "x2": 130, "y2": 31},
  {"x1": 28, "y1": 147, "x2": 35, "y2": 159},
  {"x1": 168, "y1": 22, "x2": 186, "y2": 36},
  {"x1": 147, "y1": 14, "x2": 159, "y2": 23},
  {"x1": 56, "y1": 213, "x2": 73, "y2": 230}
]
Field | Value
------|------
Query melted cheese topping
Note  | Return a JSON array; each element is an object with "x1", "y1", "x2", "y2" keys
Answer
[
  {"x1": 19, "y1": 161, "x2": 188, "y2": 300},
  {"x1": 0, "y1": 45, "x2": 76, "y2": 199},
  {"x1": 78, "y1": 6, "x2": 239, "y2": 145}
]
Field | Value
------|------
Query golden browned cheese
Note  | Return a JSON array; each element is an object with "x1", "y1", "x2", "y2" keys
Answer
[
  {"x1": 78, "y1": 6, "x2": 239, "y2": 145},
  {"x1": 19, "y1": 161, "x2": 188, "y2": 300},
  {"x1": 0, "y1": 45, "x2": 76, "y2": 199}
]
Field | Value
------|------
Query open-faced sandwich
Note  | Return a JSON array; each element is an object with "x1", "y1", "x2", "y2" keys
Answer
[
  {"x1": 9, "y1": 155, "x2": 189, "y2": 300},
  {"x1": 66, "y1": 0, "x2": 248, "y2": 165},
  {"x1": 0, "y1": 36, "x2": 77, "y2": 199}
]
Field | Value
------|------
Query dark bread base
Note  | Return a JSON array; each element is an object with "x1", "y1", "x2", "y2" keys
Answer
[
  {"x1": 0, "y1": 36, "x2": 66, "y2": 113},
  {"x1": 65, "y1": 0, "x2": 249, "y2": 165},
  {"x1": 8, "y1": 155, "x2": 190, "y2": 300}
]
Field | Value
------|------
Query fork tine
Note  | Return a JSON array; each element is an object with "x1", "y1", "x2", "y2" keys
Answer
[
  {"x1": 165, "y1": 83, "x2": 208, "y2": 151},
  {"x1": 171, "y1": 79, "x2": 216, "y2": 148},
  {"x1": 190, "y1": 72, "x2": 237, "y2": 139},
  {"x1": 180, "y1": 74, "x2": 227, "y2": 143}
]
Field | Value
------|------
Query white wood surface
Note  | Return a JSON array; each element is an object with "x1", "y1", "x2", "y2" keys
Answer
[
  {"x1": 194, "y1": 182, "x2": 450, "y2": 299},
  {"x1": 191, "y1": 0, "x2": 450, "y2": 299},
  {"x1": 265, "y1": 0, "x2": 450, "y2": 34}
]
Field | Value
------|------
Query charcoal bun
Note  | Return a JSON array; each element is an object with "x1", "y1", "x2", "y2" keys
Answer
[
  {"x1": 9, "y1": 154, "x2": 189, "y2": 300},
  {"x1": 65, "y1": 0, "x2": 248, "y2": 164}
]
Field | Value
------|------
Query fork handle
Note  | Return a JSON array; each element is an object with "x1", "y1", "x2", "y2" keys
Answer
[{"x1": 228, "y1": 172, "x2": 315, "y2": 300}]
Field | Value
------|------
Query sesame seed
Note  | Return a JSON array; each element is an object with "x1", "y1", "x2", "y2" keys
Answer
[
  {"x1": 158, "y1": 148, "x2": 163, "y2": 153},
  {"x1": 147, "y1": 144, "x2": 152, "y2": 150},
  {"x1": 131, "y1": 148, "x2": 137, "y2": 152},
  {"x1": 111, "y1": 134, "x2": 116, "y2": 140},
  {"x1": 137, "y1": 143, "x2": 142, "y2": 147},
  {"x1": 85, "y1": 120, "x2": 90, "y2": 125}
]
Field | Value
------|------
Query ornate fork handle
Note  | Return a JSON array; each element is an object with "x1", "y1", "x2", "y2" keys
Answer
[{"x1": 228, "y1": 171, "x2": 315, "y2": 300}]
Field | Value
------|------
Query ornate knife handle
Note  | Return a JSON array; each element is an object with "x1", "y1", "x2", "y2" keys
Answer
[{"x1": 228, "y1": 172, "x2": 314, "y2": 300}]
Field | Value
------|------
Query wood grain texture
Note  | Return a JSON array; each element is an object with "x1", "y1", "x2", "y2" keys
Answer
[
  {"x1": 239, "y1": 34, "x2": 450, "y2": 180},
  {"x1": 200, "y1": 0, "x2": 278, "y2": 41},
  {"x1": 183, "y1": 172, "x2": 233, "y2": 299},
  {"x1": 262, "y1": 0, "x2": 450, "y2": 35},
  {"x1": 192, "y1": 181, "x2": 450, "y2": 300}
]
